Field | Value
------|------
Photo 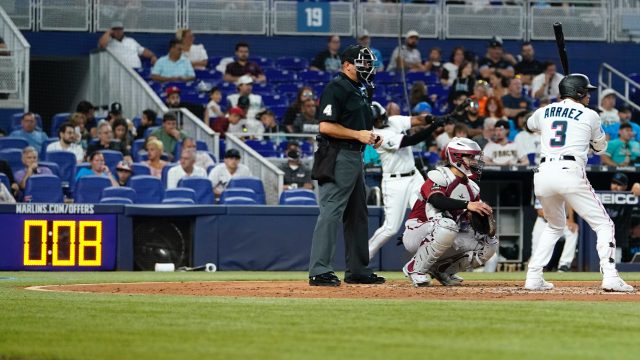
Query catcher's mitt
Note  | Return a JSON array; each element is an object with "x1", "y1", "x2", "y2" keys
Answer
[{"x1": 469, "y1": 211, "x2": 496, "y2": 237}]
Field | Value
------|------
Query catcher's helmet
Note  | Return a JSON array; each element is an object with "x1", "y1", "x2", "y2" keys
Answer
[
  {"x1": 341, "y1": 45, "x2": 377, "y2": 87},
  {"x1": 371, "y1": 101, "x2": 388, "y2": 128},
  {"x1": 559, "y1": 73, "x2": 596, "y2": 100},
  {"x1": 446, "y1": 137, "x2": 484, "y2": 179}
]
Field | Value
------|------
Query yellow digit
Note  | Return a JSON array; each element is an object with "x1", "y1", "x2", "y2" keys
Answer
[
  {"x1": 79, "y1": 221, "x2": 102, "y2": 266},
  {"x1": 52, "y1": 221, "x2": 75, "y2": 266},
  {"x1": 23, "y1": 220, "x2": 47, "y2": 266}
]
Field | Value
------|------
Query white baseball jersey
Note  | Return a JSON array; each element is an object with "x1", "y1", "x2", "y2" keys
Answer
[
  {"x1": 514, "y1": 130, "x2": 541, "y2": 164},
  {"x1": 527, "y1": 99, "x2": 604, "y2": 166},
  {"x1": 374, "y1": 115, "x2": 416, "y2": 174},
  {"x1": 483, "y1": 141, "x2": 525, "y2": 165}
]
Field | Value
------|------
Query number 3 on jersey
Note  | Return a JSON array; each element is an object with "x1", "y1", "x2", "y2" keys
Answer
[{"x1": 550, "y1": 120, "x2": 567, "y2": 147}]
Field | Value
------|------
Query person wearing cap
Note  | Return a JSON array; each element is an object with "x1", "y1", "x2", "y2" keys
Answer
[
  {"x1": 478, "y1": 36, "x2": 515, "y2": 82},
  {"x1": 151, "y1": 38, "x2": 195, "y2": 83},
  {"x1": 606, "y1": 172, "x2": 636, "y2": 262},
  {"x1": 208, "y1": 149, "x2": 252, "y2": 199},
  {"x1": 279, "y1": 146, "x2": 313, "y2": 191},
  {"x1": 601, "y1": 123, "x2": 640, "y2": 166},
  {"x1": 598, "y1": 88, "x2": 620, "y2": 126},
  {"x1": 165, "y1": 86, "x2": 182, "y2": 108},
  {"x1": 226, "y1": 75, "x2": 264, "y2": 121},
  {"x1": 387, "y1": 30, "x2": 423, "y2": 73},
  {"x1": 227, "y1": 106, "x2": 263, "y2": 139},
  {"x1": 309, "y1": 35, "x2": 342, "y2": 73},
  {"x1": 483, "y1": 119, "x2": 529, "y2": 165},
  {"x1": 530, "y1": 197, "x2": 578, "y2": 272},
  {"x1": 356, "y1": 30, "x2": 383, "y2": 71},
  {"x1": 223, "y1": 42, "x2": 265, "y2": 83},
  {"x1": 115, "y1": 160, "x2": 133, "y2": 186},
  {"x1": 47, "y1": 122, "x2": 85, "y2": 163},
  {"x1": 603, "y1": 104, "x2": 640, "y2": 141},
  {"x1": 308, "y1": 44, "x2": 384, "y2": 287},
  {"x1": 98, "y1": 21, "x2": 157, "y2": 69},
  {"x1": 167, "y1": 148, "x2": 207, "y2": 190},
  {"x1": 531, "y1": 61, "x2": 563, "y2": 100},
  {"x1": 150, "y1": 112, "x2": 187, "y2": 159}
]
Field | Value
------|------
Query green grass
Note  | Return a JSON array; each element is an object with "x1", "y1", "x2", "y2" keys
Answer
[{"x1": 1, "y1": 272, "x2": 640, "y2": 360}]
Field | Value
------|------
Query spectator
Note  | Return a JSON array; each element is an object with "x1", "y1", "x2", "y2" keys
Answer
[
  {"x1": 386, "y1": 102, "x2": 401, "y2": 117},
  {"x1": 473, "y1": 80, "x2": 490, "y2": 117},
  {"x1": 227, "y1": 106, "x2": 263, "y2": 138},
  {"x1": 514, "y1": 112, "x2": 541, "y2": 164},
  {"x1": 203, "y1": 87, "x2": 224, "y2": 124},
  {"x1": 451, "y1": 96, "x2": 484, "y2": 138},
  {"x1": 448, "y1": 60, "x2": 476, "y2": 101},
  {"x1": 182, "y1": 137, "x2": 214, "y2": 171},
  {"x1": 484, "y1": 96, "x2": 508, "y2": 124},
  {"x1": 76, "y1": 100, "x2": 98, "y2": 138},
  {"x1": 223, "y1": 42, "x2": 266, "y2": 83},
  {"x1": 106, "y1": 102, "x2": 135, "y2": 137},
  {"x1": 411, "y1": 101, "x2": 432, "y2": 116},
  {"x1": 441, "y1": 46, "x2": 465, "y2": 86},
  {"x1": 164, "y1": 86, "x2": 182, "y2": 108},
  {"x1": 483, "y1": 120, "x2": 528, "y2": 165},
  {"x1": 280, "y1": 148, "x2": 313, "y2": 191},
  {"x1": 86, "y1": 121, "x2": 132, "y2": 163},
  {"x1": 283, "y1": 86, "x2": 315, "y2": 132},
  {"x1": 150, "y1": 112, "x2": 187, "y2": 158},
  {"x1": 387, "y1": 30, "x2": 423, "y2": 73},
  {"x1": 599, "y1": 88, "x2": 620, "y2": 126},
  {"x1": 143, "y1": 138, "x2": 168, "y2": 178},
  {"x1": 115, "y1": 160, "x2": 133, "y2": 186},
  {"x1": 46, "y1": 122, "x2": 85, "y2": 163},
  {"x1": 0, "y1": 159, "x2": 18, "y2": 195},
  {"x1": 606, "y1": 172, "x2": 636, "y2": 261},
  {"x1": 69, "y1": 112, "x2": 91, "y2": 148},
  {"x1": 423, "y1": 47, "x2": 443, "y2": 76},
  {"x1": 409, "y1": 81, "x2": 433, "y2": 109},
  {"x1": 9, "y1": 112, "x2": 48, "y2": 152},
  {"x1": 291, "y1": 98, "x2": 319, "y2": 134},
  {"x1": 226, "y1": 75, "x2": 264, "y2": 121},
  {"x1": 167, "y1": 148, "x2": 207, "y2": 189},
  {"x1": 176, "y1": 28, "x2": 208, "y2": 70},
  {"x1": 14, "y1": 147, "x2": 52, "y2": 190},
  {"x1": 435, "y1": 117, "x2": 455, "y2": 151},
  {"x1": 257, "y1": 110, "x2": 282, "y2": 135},
  {"x1": 472, "y1": 116, "x2": 497, "y2": 149},
  {"x1": 531, "y1": 61, "x2": 563, "y2": 100},
  {"x1": 309, "y1": 35, "x2": 342, "y2": 73},
  {"x1": 112, "y1": 118, "x2": 133, "y2": 152},
  {"x1": 151, "y1": 38, "x2": 195, "y2": 83},
  {"x1": 604, "y1": 104, "x2": 640, "y2": 141},
  {"x1": 98, "y1": 21, "x2": 157, "y2": 69},
  {"x1": 75, "y1": 151, "x2": 119, "y2": 186},
  {"x1": 514, "y1": 42, "x2": 544, "y2": 85},
  {"x1": 478, "y1": 37, "x2": 515, "y2": 82},
  {"x1": 489, "y1": 72, "x2": 508, "y2": 98},
  {"x1": 356, "y1": 30, "x2": 383, "y2": 71},
  {"x1": 601, "y1": 123, "x2": 640, "y2": 166},
  {"x1": 501, "y1": 77, "x2": 533, "y2": 118},
  {"x1": 0, "y1": 181, "x2": 14, "y2": 203},
  {"x1": 208, "y1": 149, "x2": 252, "y2": 198},
  {"x1": 135, "y1": 109, "x2": 157, "y2": 140}
]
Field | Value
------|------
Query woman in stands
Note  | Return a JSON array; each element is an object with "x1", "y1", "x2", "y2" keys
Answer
[
  {"x1": 75, "y1": 151, "x2": 118, "y2": 186},
  {"x1": 144, "y1": 138, "x2": 168, "y2": 178},
  {"x1": 69, "y1": 112, "x2": 90, "y2": 149},
  {"x1": 112, "y1": 118, "x2": 133, "y2": 152},
  {"x1": 177, "y1": 28, "x2": 208, "y2": 70},
  {"x1": 441, "y1": 46, "x2": 465, "y2": 86},
  {"x1": 283, "y1": 86, "x2": 315, "y2": 133}
]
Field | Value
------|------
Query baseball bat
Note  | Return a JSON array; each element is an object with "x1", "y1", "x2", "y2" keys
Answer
[{"x1": 553, "y1": 22, "x2": 569, "y2": 75}]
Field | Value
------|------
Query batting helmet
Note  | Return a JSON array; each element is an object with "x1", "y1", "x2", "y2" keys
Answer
[
  {"x1": 371, "y1": 101, "x2": 388, "y2": 128},
  {"x1": 558, "y1": 73, "x2": 596, "y2": 100}
]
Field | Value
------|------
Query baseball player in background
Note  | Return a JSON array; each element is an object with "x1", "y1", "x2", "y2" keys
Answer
[
  {"x1": 367, "y1": 102, "x2": 443, "y2": 259},
  {"x1": 531, "y1": 198, "x2": 578, "y2": 272},
  {"x1": 524, "y1": 73, "x2": 633, "y2": 292},
  {"x1": 402, "y1": 137, "x2": 498, "y2": 286}
]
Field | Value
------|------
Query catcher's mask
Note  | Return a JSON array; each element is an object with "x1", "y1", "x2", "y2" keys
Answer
[
  {"x1": 342, "y1": 45, "x2": 377, "y2": 87},
  {"x1": 371, "y1": 101, "x2": 388, "y2": 128},
  {"x1": 446, "y1": 137, "x2": 484, "y2": 180}
]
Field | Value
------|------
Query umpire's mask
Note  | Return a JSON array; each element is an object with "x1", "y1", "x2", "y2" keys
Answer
[{"x1": 342, "y1": 45, "x2": 377, "y2": 88}]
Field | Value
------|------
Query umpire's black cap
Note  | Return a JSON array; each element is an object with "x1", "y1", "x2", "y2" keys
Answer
[
  {"x1": 611, "y1": 172, "x2": 629, "y2": 186},
  {"x1": 341, "y1": 45, "x2": 363, "y2": 64}
]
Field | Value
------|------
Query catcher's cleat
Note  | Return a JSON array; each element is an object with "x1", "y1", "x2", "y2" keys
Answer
[
  {"x1": 429, "y1": 271, "x2": 463, "y2": 286},
  {"x1": 403, "y1": 259, "x2": 431, "y2": 287}
]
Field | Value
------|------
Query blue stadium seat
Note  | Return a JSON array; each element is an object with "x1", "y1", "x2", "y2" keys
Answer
[
  {"x1": 587, "y1": 153, "x2": 601, "y2": 165},
  {"x1": 245, "y1": 139, "x2": 277, "y2": 157},
  {"x1": 38, "y1": 161, "x2": 60, "y2": 178},
  {"x1": 264, "y1": 69, "x2": 296, "y2": 83},
  {"x1": 0, "y1": 172, "x2": 9, "y2": 190},
  {"x1": 276, "y1": 140, "x2": 313, "y2": 157},
  {"x1": 275, "y1": 56, "x2": 309, "y2": 71},
  {"x1": 100, "y1": 197, "x2": 133, "y2": 204},
  {"x1": 129, "y1": 175, "x2": 163, "y2": 204},
  {"x1": 75, "y1": 175, "x2": 112, "y2": 203},
  {"x1": 220, "y1": 187, "x2": 257, "y2": 204},
  {"x1": 249, "y1": 56, "x2": 274, "y2": 69},
  {"x1": 46, "y1": 150, "x2": 79, "y2": 187},
  {"x1": 0, "y1": 137, "x2": 29, "y2": 150},
  {"x1": 277, "y1": 83, "x2": 302, "y2": 98},
  {"x1": 50, "y1": 113, "x2": 71, "y2": 137},
  {"x1": 279, "y1": 189, "x2": 317, "y2": 204},
  {"x1": 375, "y1": 72, "x2": 401, "y2": 84},
  {"x1": 177, "y1": 176, "x2": 214, "y2": 204},
  {"x1": 24, "y1": 174, "x2": 63, "y2": 203},
  {"x1": 406, "y1": 72, "x2": 438, "y2": 85},
  {"x1": 40, "y1": 137, "x2": 59, "y2": 160},
  {"x1": 0, "y1": 148, "x2": 24, "y2": 174},
  {"x1": 428, "y1": 84, "x2": 449, "y2": 100},
  {"x1": 298, "y1": 70, "x2": 332, "y2": 84},
  {"x1": 221, "y1": 196, "x2": 258, "y2": 205},
  {"x1": 101, "y1": 149, "x2": 124, "y2": 174},
  {"x1": 132, "y1": 139, "x2": 146, "y2": 159},
  {"x1": 131, "y1": 162, "x2": 151, "y2": 176},
  {"x1": 161, "y1": 197, "x2": 195, "y2": 204},
  {"x1": 227, "y1": 176, "x2": 265, "y2": 204},
  {"x1": 144, "y1": 126, "x2": 161, "y2": 139},
  {"x1": 164, "y1": 187, "x2": 196, "y2": 202},
  {"x1": 252, "y1": 82, "x2": 274, "y2": 95},
  {"x1": 11, "y1": 112, "x2": 43, "y2": 131},
  {"x1": 271, "y1": 105, "x2": 288, "y2": 123},
  {"x1": 161, "y1": 163, "x2": 177, "y2": 188},
  {"x1": 262, "y1": 94, "x2": 288, "y2": 108},
  {"x1": 102, "y1": 186, "x2": 137, "y2": 203},
  {"x1": 283, "y1": 196, "x2": 318, "y2": 206}
]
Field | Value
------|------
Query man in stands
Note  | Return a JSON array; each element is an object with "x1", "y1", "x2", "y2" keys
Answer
[
  {"x1": 483, "y1": 120, "x2": 529, "y2": 166},
  {"x1": 15, "y1": 147, "x2": 52, "y2": 191},
  {"x1": 501, "y1": 77, "x2": 533, "y2": 118},
  {"x1": 86, "y1": 121, "x2": 132, "y2": 163},
  {"x1": 387, "y1": 30, "x2": 423, "y2": 72},
  {"x1": 208, "y1": 149, "x2": 252, "y2": 199},
  {"x1": 98, "y1": 21, "x2": 157, "y2": 69},
  {"x1": 151, "y1": 112, "x2": 187, "y2": 157},
  {"x1": 167, "y1": 148, "x2": 207, "y2": 189},
  {"x1": 599, "y1": 89, "x2": 620, "y2": 126},
  {"x1": 310, "y1": 35, "x2": 342, "y2": 73},
  {"x1": 290, "y1": 98, "x2": 319, "y2": 134},
  {"x1": 514, "y1": 42, "x2": 544, "y2": 86},
  {"x1": 531, "y1": 61, "x2": 563, "y2": 100},
  {"x1": 279, "y1": 145, "x2": 313, "y2": 191},
  {"x1": 223, "y1": 42, "x2": 266, "y2": 84},
  {"x1": 478, "y1": 37, "x2": 515, "y2": 81},
  {"x1": 151, "y1": 38, "x2": 195, "y2": 83},
  {"x1": 47, "y1": 122, "x2": 85, "y2": 163},
  {"x1": 226, "y1": 75, "x2": 264, "y2": 121},
  {"x1": 9, "y1": 112, "x2": 47, "y2": 152},
  {"x1": 182, "y1": 137, "x2": 214, "y2": 171}
]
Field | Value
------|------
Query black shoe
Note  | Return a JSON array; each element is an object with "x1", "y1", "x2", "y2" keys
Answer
[
  {"x1": 309, "y1": 272, "x2": 341, "y2": 287},
  {"x1": 344, "y1": 273, "x2": 386, "y2": 284},
  {"x1": 558, "y1": 265, "x2": 570, "y2": 272}
]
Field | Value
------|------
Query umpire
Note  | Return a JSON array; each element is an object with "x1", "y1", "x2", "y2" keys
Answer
[{"x1": 308, "y1": 44, "x2": 385, "y2": 286}]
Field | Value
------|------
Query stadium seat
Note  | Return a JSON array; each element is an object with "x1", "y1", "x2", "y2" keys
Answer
[
  {"x1": 264, "y1": 69, "x2": 296, "y2": 83},
  {"x1": 0, "y1": 137, "x2": 29, "y2": 151},
  {"x1": 161, "y1": 163, "x2": 178, "y2": 188},
  {"x1": 428, "y1": 84, "x2": 449, "y2": 100},
  {"x1": 279, "y1": 189, "x2": 317, "y2": 204},
  {"x1": 131, "y1": 138, "x2": 146, "y2": 159},
  {"x1": 249, "y1": 56, "x2": 274, "y2": 69},
  {"x1": 227, "y1": 177, "x2": 265, "y2": 204},
  {"x1": 207, "y1": 164, "x2": 216, "y2": 175},
  {"x1": 375, "y1": 72, "x2": 401, "y2": 84},
  {"x1": 38, "y1": 161, "x2": 61, "y2": 178},
  {"x1": 164, "y1": 187, "x2": 196, "y2": 202},
  {"x1": 129, "y1": 175, "x2": 164, "y2": 204},
  {"x1": 24, "y1": 174, "x2": 63, "y2": 203},
  {"x1": 271, "y1": 105, "x2": 288, "y2": 123},
  {"x1": 0, "y1": 172, "x2": 9, "y2": 190},
  {"x1": 262, "y1": 94, "x2": 288, "y2": 108},
  {"x1": 587, "y1": 153, "x2": 601, "y2": 165},
  {"x1": 298, "y1": 70, "x2": 332, "y2": 84},
  {"x1": 144, "y1": 126, "x2": 161, "y2": 138},
  {"x1": 174, "y1": 140, "x2": 208, "y2": 159},
  {"x1": 275, "y1": 56, "x2": 309, "y2": 71},
  {"x1": 406, "y1": 72, "x2": 438, "y2": 85},
  {"x1": 49, "y1": 113, "x2": 71, "y2": 137},
  {"x1": 221, "y1": 196, "x2": 258, "y2": 205},
  {"x1": 75, "y1": 176, "x2": 112, "y2": 203},
  {"x1": 177, "y1": 176, "x2": 214, "y2": 204},
  {"x1": 131, "y1": 162, "x2": 151, "y2": 176},
  {"x1": 102, "y1": 186, "x2": 137, "y2": 203},
  {"x1": 283, "y1": 196, "x2": 318, "y2": 206},
  {"x1": 277, "y1": 83, "x2": 302, "y2": 98},
  {"x1": 11, "y1": 112, "x2": 43, "y2": 131},
  {"x1": 161, "y1": 197, "x2": 195, "y2": 204},
  {"x1": 100, "y1": 196, "x2": 133, "y2": 204},
  {"x1": 101, "y1": 149, "x2": 124, "y2": 174},
  {"x1": 220, "y1": 187, "x2": 257, "y2": 204},
  {"x1": 40, "y1": 137, "x2": 59, "y2": 160},
  {"x1": 46, "y1": 150, "x2": 78, "y2": 187},
  {"x1": 0, "y1": 148, "x2": 24, "y2": 174},
  {"x1": 245, "y1": 139, "x2": 278, "y2": 157}
]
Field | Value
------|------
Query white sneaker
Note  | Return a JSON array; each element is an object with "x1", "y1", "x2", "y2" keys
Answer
[
  {"x1": 602, "y1": 276, "x2": 634, "y2": 293},
  {"x1": 429, "y1": 271, "x2": 463, "y2": 286},
  {"x1": 524, "y1": 278, "x2": 554, "y2": 291},
  {"x1": 403, "y1": 259, "x2": 431, "y2": 287}
]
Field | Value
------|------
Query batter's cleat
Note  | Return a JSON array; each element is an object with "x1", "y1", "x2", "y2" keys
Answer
[
  {"x1": 602, "y1": 276, "x2": 634, "y2": 293},
  {"x1": 429, "y1": 271, "x2": 464, "y2": 286},
  {"x1": 557, "y1": 265, "x2": 571, "y2": 272},
  {"x1": 403, "y1": 259, "x2": 431, "y2": 287},
  {"x1": 524, "y1": 278, "x2": 554, "y2": 291},
  {"x1": 309, "y1": 272, "x2": 341, "y2": 287}
]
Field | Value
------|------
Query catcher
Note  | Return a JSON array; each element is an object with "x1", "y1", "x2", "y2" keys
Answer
[{"x1": 402, "y1": 137, "x2": 498, "y2": 287}]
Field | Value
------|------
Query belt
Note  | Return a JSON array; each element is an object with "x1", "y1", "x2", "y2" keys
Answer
[
  {"x1": 388, "y1": 170, "x2": 416, "y2": 178},
  {"x1": 540, "y1": 155, "x2": 575, "y2": 163},
  {"x1": 331, "y1": 141, "x2": 365, "y2": 152}
]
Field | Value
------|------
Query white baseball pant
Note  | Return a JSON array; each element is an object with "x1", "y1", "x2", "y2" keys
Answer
[{"x1": 531, "y1": 216, "x2": 578, "y2": 268}]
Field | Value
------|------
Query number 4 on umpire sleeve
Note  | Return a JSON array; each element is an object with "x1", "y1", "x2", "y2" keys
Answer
[{"x1": 550, "y1": 120, "x2": 567, "y2": 147}]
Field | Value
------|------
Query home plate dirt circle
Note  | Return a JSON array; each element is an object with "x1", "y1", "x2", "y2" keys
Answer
[{"x1": 28, "y1": 280, "x2": 640, "y2": 301}]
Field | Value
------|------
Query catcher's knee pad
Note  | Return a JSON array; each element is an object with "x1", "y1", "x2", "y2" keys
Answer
[
  {"x1": 414, "y1": 218, "x2": 457, "y2": 273},
  {"x1": 471, "y1": 238, "x2": 499, "y2": 267}
]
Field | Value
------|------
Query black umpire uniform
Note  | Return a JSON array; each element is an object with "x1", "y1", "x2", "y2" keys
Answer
[{"x1": 308, "y1": 45, "x2": 385, "y2": 286}]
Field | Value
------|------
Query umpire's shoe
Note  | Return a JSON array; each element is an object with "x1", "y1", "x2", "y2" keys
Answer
[
  {"x1": 344, "y1": 273, "x2": 386, "y2": 285},
  {"x1": 309, "y1": 272, "x2": 341, "y2": 287}
]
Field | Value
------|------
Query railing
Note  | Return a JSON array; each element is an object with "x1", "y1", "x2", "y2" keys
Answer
[
  {"x1": 38, "y1": 0, "x2": 91, "y2": 32},
  {"x1": 175, "y1": 107, "x2": 220, "y2": 161},
  {"x1": 528, "y1": 0, "x2": 609, "y2": 42},
  {"x1": 598, "y1": 63, "x2": 640, "y2": 112},
  {"x1": 0, "y1": 5, "x2": 29, "y2": 110},
  {"x1": 0, "y1": 0, "x2": 32, "y2": 30}
]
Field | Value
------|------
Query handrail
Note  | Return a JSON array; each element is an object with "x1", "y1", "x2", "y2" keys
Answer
[
  {"x1": 0, "y1": 6, "x2": 30, "y2": 111},
  {"x1": 0, "y1": 7, "x2": 29, "y2": 48},
  {"x1": 598, "y1": 63, "x2": 640, "y2": 112}
]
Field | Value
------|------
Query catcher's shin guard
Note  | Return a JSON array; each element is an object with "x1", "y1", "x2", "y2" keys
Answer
[{"x1": 414, "y1": 218, "x2": 457, "y2": 273}]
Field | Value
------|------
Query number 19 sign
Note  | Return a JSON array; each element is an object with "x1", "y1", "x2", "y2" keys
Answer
[{"x1": 297, "y1": 2, "x2": 330, "y2": 33}]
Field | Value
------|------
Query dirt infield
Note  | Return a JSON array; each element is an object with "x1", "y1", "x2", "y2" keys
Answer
[{"x1": 29, "y1": 280, "x2": 640, "y2": 301}]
